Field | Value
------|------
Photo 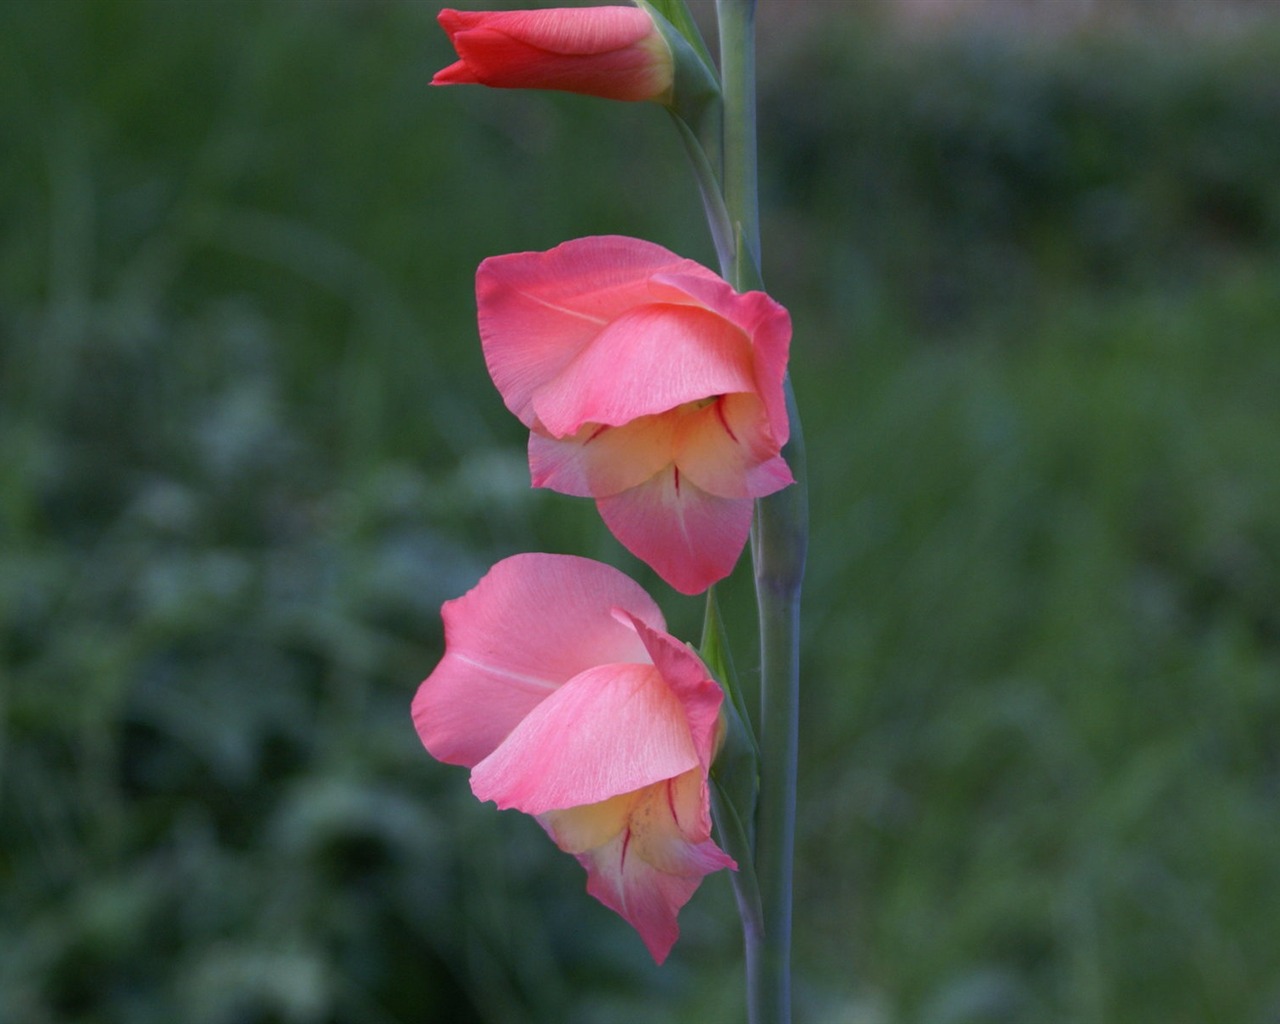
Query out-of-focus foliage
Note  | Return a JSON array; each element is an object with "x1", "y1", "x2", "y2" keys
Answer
[{"x1": 1, "y1": 2, "x2": 1278, "y2": 1022}]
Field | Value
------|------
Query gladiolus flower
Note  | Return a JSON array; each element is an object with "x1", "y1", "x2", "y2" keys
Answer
[
  {"x1": 412, "y1": 553, "x2": 735, "y2": 963},
  {"x1": 476, "y1": 235, "x2": 793, "y2": 594},
  {"x1": 433, "y1": 7, "x2": 675, "y2": 103}
]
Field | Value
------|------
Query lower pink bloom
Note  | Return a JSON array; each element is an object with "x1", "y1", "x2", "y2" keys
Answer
[
  {"x1": 412, "y1": 553, "x2": 735, "y2": 963},
  {"x1": 476, "y1": 235, "x2": 794, "y2": 594}
]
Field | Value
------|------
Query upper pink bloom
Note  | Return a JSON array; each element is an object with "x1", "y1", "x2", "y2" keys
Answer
[
  {"x1": 476, "y1": 235, "x2": 794, "y2": 594},
  {"x1": 412, "y1": 553, "x2": 735, "y2": 963},
  {"x1": 433, "y1": 7, "x2": 674, "y2": 103}
]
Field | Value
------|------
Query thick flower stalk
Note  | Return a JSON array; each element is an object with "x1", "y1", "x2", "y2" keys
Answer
[
  {"x1": 412, "y1": 553, "x2": 736, "y2": 963},
  {"x1": 433, "y1": 7, "x2": 674, "y2": 102},
  {"x1": 476, "y1": 235, "x2": 793, "y2": 595}
]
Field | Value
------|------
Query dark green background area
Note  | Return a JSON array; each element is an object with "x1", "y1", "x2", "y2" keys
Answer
[{"x1": 3, "y1": 2, "x2": 1279, "y2": 1022}]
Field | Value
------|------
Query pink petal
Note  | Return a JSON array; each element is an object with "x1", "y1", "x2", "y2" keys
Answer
[
  {"x1": 438, "y1": 9, "x2": 656, "y2": 59},
  {"x1": 528, "y1": 414, "x2": 677, "y2": 498},
  {"x1": 470, "y1": 662, "x2": 699, "y2": 814},
  {"x1": 412, "y1": 553, "x2": 664, "y2": 767},
  {"x1": 539, "y1": 790, "x2": 636, "y2": 854},
  {"x1": 645, "y1": 267, "x2": 747, "y2": 314},
  {"x1": 433, "y1": 9, "x2": 672, "y2": 102},
  {"x1": 477, "y1": 237, "x2": 695, "y2": 426},
  {"x1": 596, "y1": 470, "x2": 755, "y2": 595},
  {"x1": 531, "y1": 303, "x2": 756, "y2": 438},
  {"x1": 650, "y1": 270, "x2": 793, "y2": 446},
  {"x1": 674, "y1": 394, "x2": 794, "y2": 499},
  {"x1": 567, "y1": 770, "x2": 736, "y2": 964},
  {"x1": 587, "y1": 849, "x2": 699, "y2": 964},
  {"x1": 624, "y1": 615, "x2": 725, "y2": 771},
  {"x1": 627, "y1": 770, "x2": 733, "y2": 873},
  {"x1": 432, "y1": 58, "x2": 481, "y2": 85}
]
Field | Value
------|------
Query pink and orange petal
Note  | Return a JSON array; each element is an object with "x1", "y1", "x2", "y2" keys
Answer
[
  {"x1": 541, "y1": 769, "x2": 736, "y2": 964},
  {"x1": 597, "y1": 469, "x2": 755, "y2": 596}
]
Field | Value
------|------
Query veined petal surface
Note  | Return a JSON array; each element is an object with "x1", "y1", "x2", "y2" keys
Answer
[
  {"x1": 478, "y1": 237, "x2": 697, "y2": 425},
  {"x1": 562, "y1": 769, "x2": 735, "y2": 963},
  {"x1": 470, "y1": 661, "x2": 700, "y2": 814},
  {"x1": 596, "y1": 469, "x2": 755, "y2": 595},
  {"x1": 412, "y1": 553, "x2": 663, "y2": 767},
  {"x1": 530, "y1": 304, "x2": 756, "y2": 437},
  {"x1": 528, "y1": 414, "x2": 677, "y2": 498},
  {"x1": 674, "y1": 394, "x2": 794, "y2": 499},
  {"x1": 626, "y1": 615, "x2": 724, "y2": 769}
]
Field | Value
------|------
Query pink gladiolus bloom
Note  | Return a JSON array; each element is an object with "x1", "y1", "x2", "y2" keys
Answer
[
  {"x1": 476, "y1": 235, "x2": 794, "y2": 594},
  {"x1": 412, "y1": 553, "x2": 735, "y2": 963},
  {"x1": 433, "y1": 7, "x2": 674, "y2": 103}
]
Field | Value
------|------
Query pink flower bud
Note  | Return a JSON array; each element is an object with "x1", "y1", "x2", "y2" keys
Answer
[{"x1": 433, "y1": 7, "x2": 675, "y2": 103}]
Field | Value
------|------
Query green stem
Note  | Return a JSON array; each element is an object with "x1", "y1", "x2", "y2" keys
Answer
[
  {"x1": 746, "y1": 379, "x2": 806, "y2": 1024},
  {"x1": 668, "y1": 110, "x2": 734, "y2": 276},
  {"x1": 715, "y1": 2, "x2": 806, "y2": 1023},
  {"x1": 717, "y1": 0, "x2": 761, "y2": 282}
]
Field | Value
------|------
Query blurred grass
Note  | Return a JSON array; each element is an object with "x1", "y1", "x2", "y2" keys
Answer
[{"x1": 2, "y1": 2, "x2": 1279, "y2": 1022}]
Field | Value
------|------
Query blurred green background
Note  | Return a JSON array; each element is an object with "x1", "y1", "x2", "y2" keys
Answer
[{"x1": 3, "y1": 1, "x2": 1279, "y2": 1021}]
